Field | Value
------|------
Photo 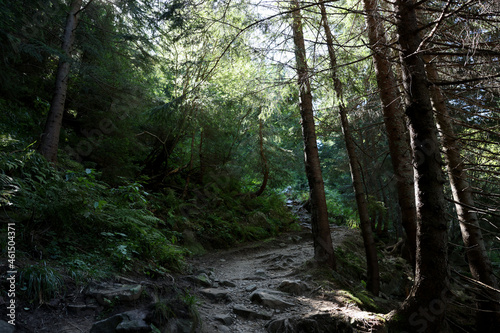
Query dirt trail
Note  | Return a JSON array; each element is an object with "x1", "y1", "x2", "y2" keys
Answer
[
  {"x1": 189, "y1": 222, "x2": 383, "y2": 333},
  {"x1": 6, "y1": 201, "x2": 387, "y2": 333}
]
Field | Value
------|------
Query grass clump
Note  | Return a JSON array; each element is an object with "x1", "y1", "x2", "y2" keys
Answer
[
  {"x1": 339, "y1": 288, "x2": 379, "y2": 312},
  {"x1": 18, "y1": 262, "x2": 64, "y2": 304}
]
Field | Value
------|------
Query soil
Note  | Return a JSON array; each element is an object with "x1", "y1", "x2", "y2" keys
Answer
[
  {"x1": 2, "y1": 202, "x2": 390, "y2": 332},
  {"x1": 190, "y1": 225, "x2": 385, "y2": 333}
]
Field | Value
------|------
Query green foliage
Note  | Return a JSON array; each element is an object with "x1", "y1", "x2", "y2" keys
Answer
[
  {"x1": 18, "y1": 262, "x2": 64, "y2": 304},
  {"x1": 338, "y1": 288, "x2": 379, "y2": 312},
  {"x1": 64, "y1": 255, "x2": 113, "y2": 284},
  {"x1": 152, "y1": 302, "x2": 175, "y2": 325},
  {"x1": 335, "y1": 247, "x2": 366, "y2": 279},
  {"x1": 366, "y1": 195, "x2": 387, "y2": 219},
  {"x1": 325, "y1": 189, "x2": 358, "y2": 227},
  {"x1": 188, "y1": 189, "x2": 297, "y2": 248},
  {"x1": 150, "y1": 286, "x2": 200, "y2": 328},
  {"x1": 1, "y1": 0, "x2": 307, "y2": 296},
  {"x1": 0, "y1": 99, "x2": 44, "y2": 149},
  {"x1": 138, "y1": 171, "x2": 298, "y2": 251},
  {"x1": 1, "y1": 149, "x2": 186, "y2": 280},
  {"x1": 181, "y1": 289, "x2": 199, "y2": 307}
]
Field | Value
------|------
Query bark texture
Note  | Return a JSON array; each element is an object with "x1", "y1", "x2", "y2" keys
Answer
[
  {"x1": 425, "y1": 58, "x2": 500, "y2": 331},
  {"x1": 253, "y1": 118, "x2": 269, "y2": 198},
  {"x1": 389, "y1": 1, "x2": 450, "y2": 331},
  {"x1": 319, "y1": 1, "x2": 379, "y2": 294},
  {"x1": 291, "y1": 0, "x2": 336, "y2": 269},
  {"x1": 39, "y1": 0, "x2": 83, "y2": 163},
  {"x1": 363, "y1": 0, "x2": 417, "y2": 266}
]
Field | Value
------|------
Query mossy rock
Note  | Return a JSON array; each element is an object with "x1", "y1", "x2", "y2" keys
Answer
[
  {"x1": 248, "y1": 211, "x2": 269, "y2": 226},
  {"x1": 182, "y1": 230, "x2": 206, "y2": 255}
]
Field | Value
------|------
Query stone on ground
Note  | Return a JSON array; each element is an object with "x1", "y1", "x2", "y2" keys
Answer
[
  {"x1": 277, "y1": 280, "x2": 310, "y2": 295},
  {"x1": 86, "y1": 283, "x2": 143, "y2": 305},
  {"x1": 232, "y1": 304, "x2": 273, "y2": 320},
  {"x1": 250, "y1": 289, "x2": 294, "y2": 309},
  {"x1": 186, "y1": 273, "x2": 213, "y2": 287},
  {"x1": 90, "y1": 309, "x2": 150, "y2": 333},
  {"x1": 199, "y1": 288, "x2": 231, "y2": 303},
  {"x1": 266, "y1": 313, "x2": 354, "y2": 333},
  {"x1": 213, "y1": 314, "x2": 234, "y2": 325}
]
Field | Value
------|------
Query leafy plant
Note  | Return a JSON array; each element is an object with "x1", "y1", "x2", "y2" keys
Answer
[
  {"x1": 325, "y1": 189, "x2": 357, "y2": 227},
  {"x1": 63, "y1": 255, "x2": 114, "y2": 283},
  {"x1": 181, "y1": 289, "x2": 199, "y2": 307},
  {"x1": 110, "y1": 181, "x2": 150, "y2": 209},
  {"x1": 19, "y1": 262, "x2": 64, "y2": 304},
  {"x1": 152, "y1": 302, "x2": 175, "y2": 325}
]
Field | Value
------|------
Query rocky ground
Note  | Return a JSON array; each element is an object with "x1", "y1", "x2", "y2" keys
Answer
[
  {"x1": 1, "y1": 201, "x2": 405, "y2": 332},
  {"x1": 190, "y1": 225, "x2": 386, "y2": 333}
]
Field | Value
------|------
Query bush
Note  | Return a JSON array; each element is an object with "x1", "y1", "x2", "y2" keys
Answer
[
  {"x1": 19, "y1": 262, "x2": 64, "y2": 304},
  {"x1": 325, "y1": 188, "x2": 358, "y2": 227},
  {"x1": 1, "y1": 149, "x2": 187, "y2": 276},
  {"x1": 1, "y1": 148, "x2": 299, "y2": 288}
]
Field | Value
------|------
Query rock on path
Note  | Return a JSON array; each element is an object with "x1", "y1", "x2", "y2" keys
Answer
[{"x1": 188, "y1": 227, "x2": 376, "y2": 333}]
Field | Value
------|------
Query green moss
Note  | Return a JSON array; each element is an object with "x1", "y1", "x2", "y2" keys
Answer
[
  {"x1": 339, "y1": 288, "x2": 379, "y2": 312},
  {"x1": 335, "y1": 248, "x2": 366, "y2": 279}
]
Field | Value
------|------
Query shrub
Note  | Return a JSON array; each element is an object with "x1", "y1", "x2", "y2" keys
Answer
[
  {"x1": 1, "y1": 149, "x2": 187, "y2": 276},
  {"x1": 19, "y1": 262, "x2": 64, "y2": 304}
]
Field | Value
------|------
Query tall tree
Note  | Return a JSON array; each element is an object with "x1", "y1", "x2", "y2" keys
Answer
[
  {"x1": 39, "y1": 0, "x2": 86, "y2": 163},
  {"x1": 318, "y1": 0, "x2": 379, "y2": 294},
  {"x1": 425, "y1": 57, "x2": 500, "y2": 331},
  {"x1": 291, "y1": 0, "x2": 336, "y2": 269},
  {"x1": 252, "y1": 117, "x2": 270, "y2": 197},
  {"x1": 388, "y1": 0, "x2": 450, "y2": 331},
  {"x1": 362, "y1": 0, "x2": 417, "y2": 266}
]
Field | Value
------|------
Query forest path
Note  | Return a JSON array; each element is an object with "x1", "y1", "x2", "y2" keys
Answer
[
  {"x1": 188, "y1": 201, "x2": 384, "y2": 332},
  {"x1": 10, "y1": 201, "x2": 389, "y2": 333}
]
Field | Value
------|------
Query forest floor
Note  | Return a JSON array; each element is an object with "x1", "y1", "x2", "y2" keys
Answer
[
  {"x1": 190, "y1": 224, "x2": 389, "y2": 332},
  {"x1": 2, "y1": 201, "x2": 417, "y2": 332},
  {"x1": 7, "y1": 224, "x2": 391, "y2": 333}
]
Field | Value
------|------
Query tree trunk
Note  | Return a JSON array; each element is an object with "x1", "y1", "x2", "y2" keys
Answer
[
  {"x1": 379, "y1": 179, "x2": 390, "y2": 235},
  {"x1": 388, "y1": 1, "x2": 450, "y2": 332},
  {"x1": 362, "y1": 0, "x2": 417, "y2": 267},
  {"x1": 199, "y1": 129, "x2": 205, "y2": 183},
  {"x1": 291, "y1": 0, "x2": 336, "y2": 270},
  {"x1": 39, "y1": 0, "x2": 83, "y2": 163},
  {"x1": 253, "y1": 118, "x2": 269, "y2": 198},
  {"x1": 318, "y1": 0, "x2": 378, "y2": 293},
  {"x1": 425, "y1": 57, "x2": 500, "y2": 331},
  {"x1": 339, "y1": 109, "x2": 381, "y2": 295}
]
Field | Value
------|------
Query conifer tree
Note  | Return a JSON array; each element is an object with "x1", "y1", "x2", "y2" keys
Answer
[
  {"x1": 291, "y1": 0, "x2": 336, "y2": 269},
  {"x1": 318, "y1": 0, "x2": 379, "y2": 294},
  {"x1": 363, "y1": 0, "x2": 417, "y2": 266},
  {"x1": 40, "y1": 0, "x2": 85, "y2": 163},
  {"x1": 388, "y1": 1, "x2": 450, "y2": 330}
]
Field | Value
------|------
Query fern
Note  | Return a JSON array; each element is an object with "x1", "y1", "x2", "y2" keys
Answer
[{"x1": 0, "y1": 174, "x2": 19, "y2": 207}]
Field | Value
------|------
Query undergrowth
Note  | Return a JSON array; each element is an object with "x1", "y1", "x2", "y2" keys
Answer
[
  {"x1": 0, "y1": 148, "x2": 298, "y2": 304},
  {"x1": 18, "y1": 262, "x2": 64, "y2": 305},
  {"x1": 150, "y1": 174, "x2": 299, "y2": 250}
]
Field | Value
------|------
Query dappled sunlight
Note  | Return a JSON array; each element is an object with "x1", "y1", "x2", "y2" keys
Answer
[{"x1": 1, "y1": 0, "x2": 498, "y2": 331}]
